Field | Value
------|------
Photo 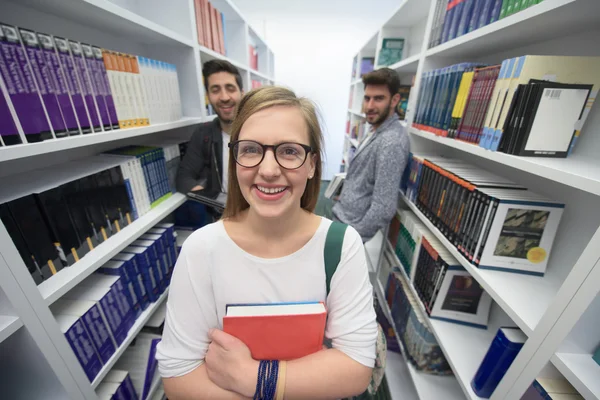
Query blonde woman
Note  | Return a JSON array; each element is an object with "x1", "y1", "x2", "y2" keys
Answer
[{"x1": 157, "y1": 86, "x2": 377, "y2": 399}]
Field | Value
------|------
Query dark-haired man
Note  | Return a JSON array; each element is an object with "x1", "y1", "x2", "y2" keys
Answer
[
  {"x1": 333, "y1": 68, "x2": 410, "y2": 241},
  {"x1": 176, "y1": 60, "x2": 244, "y2": 194}
]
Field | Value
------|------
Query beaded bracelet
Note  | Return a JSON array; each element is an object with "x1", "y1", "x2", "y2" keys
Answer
[{"x1": 253, "y1": 360, "x2": 279, "y2": 400}]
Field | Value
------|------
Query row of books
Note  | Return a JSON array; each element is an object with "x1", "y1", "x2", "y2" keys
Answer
[
  {"x1": 428, "y1": 0, "x2": 545, "y2": 49},
  {"x1": 0, "y1": 23, "x2": 182, "y2": 147},
  {"x1": 96, "y1": 369, "x2": 138, "y2": 400},
  {"x1": 389, "y1": 208, "x2": 493, "y2": 328},
  {"x1": 413, "y1": 56, "x2": 600, "y2": 157},
  {"x1": 403, "y1": 153, "x2": 565, "y2": 276},
  {"x1": 385, "y1": 264, "x2": 452, "y2": 375},
  {"x1": 193, "y1": 0, "x2": 226, "y2": 55},
  {"x1": 55, "y1": 222, "x2": 176, "y2": 382},
  {"x1": 0, "y1": 145, "x2": 179, "y2": 285}
]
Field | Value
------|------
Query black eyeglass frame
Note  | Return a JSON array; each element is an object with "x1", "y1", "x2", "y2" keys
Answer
[{"x1": 228, "y1": 140, "x2": 314, "y2": 170}]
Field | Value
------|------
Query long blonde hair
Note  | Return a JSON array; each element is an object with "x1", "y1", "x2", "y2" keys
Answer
[{"x1": 222, "y1": 86, "x2": 323, "y2": 219}]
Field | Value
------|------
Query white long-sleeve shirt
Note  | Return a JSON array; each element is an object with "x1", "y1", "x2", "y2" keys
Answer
[{"x1": 156, "y1": 217, "x2": 377, "y2": 378}]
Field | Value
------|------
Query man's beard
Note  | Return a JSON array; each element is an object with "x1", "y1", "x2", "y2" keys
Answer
[
  {"x1": 371, "y1": 102, "x2": 392, "y2": 126},
  {"x1": 215, "y1": 102, "x2": 236, "y2": 124}
]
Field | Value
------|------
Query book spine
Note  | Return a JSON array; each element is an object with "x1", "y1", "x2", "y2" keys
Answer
[
  {"x1": 440, "y1": 0, "x2": 455, "y2": 44},
  {"x1": 489, "y1": 0, "x2": 504, "y2": 24},
  {"x1": 0, "y1": 24, "x2": 52, "y2": 142},
  {"x1": 456, "y1": 0, "x2": 475, "y2": 38},
  {"x1": 81, "y1": 304, "x2": 116, "y2": 363},
  {"x1": 448, "y1": 0, "x2": 465, "y2": 41},
  {"x1": 97, "y1": 290, "x2": 127, "y2": 345},
  {"x1": 80, "y1": 44, "x2": 111, "y2": 131},
  {"x1": 64, "y1": 319, "x2": 102, "y2": 381},
  {"x1": 69, "y1": 41, "x2": 102, "y2": 132},
  {"x1": 93, "y1": 47, "x2": 119, "y2": 129},
  {"x1": 0, "y1": 42, "x2": 25, "y2": 145},
  {"x1": 110, "y1": 279, "x2": 135, "y2": 330},
  {"x1": 119, "y1": 163, "x2": 139, "y2": 220}
]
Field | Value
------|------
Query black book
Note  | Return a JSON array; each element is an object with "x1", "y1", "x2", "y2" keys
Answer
[
  {"x1": 0, "y1": 204, "x2": 44, "y2": 284},
  {"x1": 6, "y1": 195, "x2": 62, "y2": 278},
  {"x1": 107, "y1": 166, "x2": 134, "y2": 226},
  {"x1": 60, "y1": 180, "x2": 95, "y2": 250},
  {"x1": 499, "y1": 84, "x2": 527, "y2": 153},
  {"x1": 508, "y1": 83, "x2": 539, "y2": 155},
  {"x1": 35, "y1": 186, "x2": 83, "y2": 265}
]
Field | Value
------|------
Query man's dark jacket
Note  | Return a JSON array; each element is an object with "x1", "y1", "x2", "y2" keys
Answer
[{"x1": 176, "y1": 118, "x2": 225, "y2": 194}]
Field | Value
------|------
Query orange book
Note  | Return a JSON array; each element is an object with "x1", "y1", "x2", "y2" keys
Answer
[
  {"x1": 205, "y1": 1, "x2": 214, "y2": 51},
  {"x1": 202, "y1": 0, "x2": 211, "y2": 49},
  {"x1": 194, "y1": 0, "x2": 205, "y2": 46},
  {"x1": 210, "y1": 5, "x2": 220, "y2": 52},
  {"x1": 223, "y1": 302, "x2": 327, "y2": 361}
]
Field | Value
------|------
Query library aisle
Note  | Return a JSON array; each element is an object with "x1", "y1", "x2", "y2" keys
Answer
[
  {"x1": 0, "y1": 0, "x2": 274, "y2": 398},
  {"x1": 346, "y1": 0, "x2": 600, "y2": 399}
]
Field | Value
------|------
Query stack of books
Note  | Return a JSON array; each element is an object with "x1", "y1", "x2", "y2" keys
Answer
[
  {"x1": 386, "y1": 267, "x2": 453, "y2": 374},
  {"x1": 403, "y1": 153, "x2": 565, "y2": 276},
  {"x1": 0, "y1": 150, "x2": 177, "y2": 285},
  {"x1": 193, "y1": 0, "x2": 226, "y2": 55},
  {"x1": 0, "y1": 23, "x2": 182, "y2": 147},
  {"x1": 429, "y1": 0, "x2": 546, "y2": 49},
  {"x1": 413, "y1": 56, "x2": 600, "y2": 158},
  {"x1": 389, "y1": 209, "x2": 493, "y2": 328}
]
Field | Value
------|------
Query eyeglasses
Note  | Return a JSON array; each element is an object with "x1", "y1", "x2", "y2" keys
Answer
[{"x1": 229, "y1": 140, "x2": 313, "y2": 170}]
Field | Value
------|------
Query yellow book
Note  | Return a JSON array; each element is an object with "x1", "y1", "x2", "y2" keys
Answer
[
  {"x1": 492, "y1": 55, "x2": 600, "y2": 152},
  {"x1": 450, "y1": 70, "x2": 475, "y2": 137}
]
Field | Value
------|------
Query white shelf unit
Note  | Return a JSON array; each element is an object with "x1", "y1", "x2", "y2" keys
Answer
[
  {"x1": 347, "y1": 0, "x2": 600, "y2": 398},
  {"x1": 0, "y1": 1, "x2": 275, "y2": 398}
]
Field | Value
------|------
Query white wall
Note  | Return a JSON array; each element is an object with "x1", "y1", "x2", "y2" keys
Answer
[{"x1": 232, "y1": 0, "x2": 400, "y2": 180}]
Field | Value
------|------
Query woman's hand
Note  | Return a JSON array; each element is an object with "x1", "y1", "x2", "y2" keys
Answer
[{"x1": 205, "y1": 329, "x2": 259, "y2": 398}]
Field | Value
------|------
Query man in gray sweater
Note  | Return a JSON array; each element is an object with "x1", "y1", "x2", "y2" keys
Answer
[{"x1": 333, "y1": 68, "x2": 410, "y2": 241}]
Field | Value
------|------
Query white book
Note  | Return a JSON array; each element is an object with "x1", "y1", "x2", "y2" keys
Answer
[{"x1": 324, "y1": 173, "x2": 346, "y2": 199}]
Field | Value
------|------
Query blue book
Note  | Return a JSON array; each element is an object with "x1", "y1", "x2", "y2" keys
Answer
[
  {"x1": 594, "y1": 346, "x2": 600, "y2": 366},
  {"x1": 111, "y1": 254, "x2": 150, "y2": 310},
  {"x1": 57, "y1": 314, "x2": 102, "y2": 382},
  {"x1": 122, "y1": 246, "x2": 160, "y2": 302},
  {"x1": 471, "y1": 327, "x2": 527, "y2": 398},
  {"x1": 488, "y1": 0, "x2": 504, "y2": 25},
  {"x1": 456, "y1": 0, "x2": 476, "y2": 37},
  {"x1": 468, "y1": 0, "x2": 487, "y2": 32},
  {"x1": 440, "y1": 0, "x2": 454, "y2": 43},
  {"x1": 134, "y1": 239, "x2": 168, "y2": 292},
  {"x1": 98, "y1": 260, "x2": 142, "y2": 318},
  {"x1": 477, "y1": 0, "x2": 496, "y2": 28},
  {"x1": 448, "y1": 0, "x2": 465, "y2": 41}
]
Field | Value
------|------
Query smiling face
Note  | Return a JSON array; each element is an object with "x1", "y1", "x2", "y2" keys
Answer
[
  {"x1": 206, "y1": 71, "x2": 242, "y2": 123},
  {"x1": 235, "y1": 106, "x2": 316, "y2": 219}
]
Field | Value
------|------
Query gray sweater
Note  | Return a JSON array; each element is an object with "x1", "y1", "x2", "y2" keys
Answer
[{"x1": 333, "y1": 114, "x2": 410, "y2": 240}]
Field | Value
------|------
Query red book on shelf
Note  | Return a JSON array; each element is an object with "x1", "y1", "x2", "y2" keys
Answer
[
  {"x1": 203, "y1": 0, "x2": 213, "y2": 50},
  {"x1": 194, "y1": 0, "x2": 205, "y2": 46},
  {"x1": 223, "y1": 302, "x2": 327, "y2": 360},
  {"x1": 249, "y1": 45, "x2": 258, "y2": 70}
]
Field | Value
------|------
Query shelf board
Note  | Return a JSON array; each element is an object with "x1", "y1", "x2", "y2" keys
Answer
[
  {"x1": 552, "y1": 352, "x2": 600, "y2": 400},
  {"x1": 400, "y1": 192, "x2": 555, "y2": 335},
  {"x1": 370, "y1": 269, "x2": 464, "y2": 400},
  {"x1": 0, "y1": 315, "x2": 23, "y2": 344},
  {"x1": 381, "y1": 54, "x2": 421, "y2": 74},
  {"x1": 345, "y1": 134, "x2": 359, "y2": 148},
  {"x1": 39, "y1": 193, "x2": 186, "y2": 305},
  {"x1": 12, "y1": 0, "x2": 194, "y2": 47},
  {"x1": 425, "y1": 0, "x2": 600, "y2": 59},
  {"x1": 91, "y1": 289, "x2": 169, "y2": 388},
  {"x1": 409, "y1": 127, "x2": 600, "y2": 197},
  {"x1": 0, "y1": 118, "x2": 202, "y2": 164},
  {"x1": 348, "y1": 109, "x2": 366, "y2": 118}
]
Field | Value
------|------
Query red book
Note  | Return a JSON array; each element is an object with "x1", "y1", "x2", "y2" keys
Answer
[
  {"x1": 223, "y1": 302, "x2": 327, "y2": 360},
  {"x1": 204, "y1": 0, "x2": 213, "y2": 50},
  {"x1": 211, "y1": 6, "x2": 220, "y2": 52},
  {"x1": 194, "y1": 0, "x2": 205, "y2": 46}
]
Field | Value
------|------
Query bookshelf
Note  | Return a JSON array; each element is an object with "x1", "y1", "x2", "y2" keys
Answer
[
  {"x1": 0, "y1": 0, "x2": 275, "y2": 398},
  {"x1": 347, "y1": 0, "x2": 600, "y2": 398}
]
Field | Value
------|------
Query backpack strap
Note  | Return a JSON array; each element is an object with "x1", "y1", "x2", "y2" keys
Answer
[{"x1": 324, "y1": 222, "x2": 348, "y2": 296}]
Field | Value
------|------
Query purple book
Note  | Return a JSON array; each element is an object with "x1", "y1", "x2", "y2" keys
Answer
[
  {"x1": 0, "y1": 24, "x2": 51, "y2": 144},
  {"x1": 37, "y1": 32, "x2": 80, "y2": 136},
  {"x1": 92, "y1": 46, "x2": 119, "y2": 129},
  {"x1": 18, "y1": 28, "x2": 68, "y2": 138},
  {"x1": 0, "y1": 75, "x2": 21, "y2": 145},
  {"x1": 53, "y1": 36, "x2": 93, "y2": 134},
  {"x1": 81, "y1": 43, "x2": 112, "y2": 130},
  {"x1": 68, "y1": 40, "x2": 102, "y2": 132}
]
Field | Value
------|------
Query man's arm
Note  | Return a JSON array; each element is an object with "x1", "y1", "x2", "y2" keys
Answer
[
  {"x1": 352, "y1": 135, "x2": 409, "y2": 239},
  {"x1": 176, "y1": 127, "x2": 207, "y2": 193}
]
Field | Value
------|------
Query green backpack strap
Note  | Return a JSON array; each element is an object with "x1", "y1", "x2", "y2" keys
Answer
[{"x1": 324, "y1": 222, "x2": 348, "y2": 296}]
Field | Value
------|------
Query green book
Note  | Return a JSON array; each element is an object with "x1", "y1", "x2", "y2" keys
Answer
[
  {"x1": 525, "y1": 0, "x2": 537, "y2": 9},
  {"x1": 594, "y1": 346, "x2": 600, "y2": 366},
  {"x1": 377, "y1": 38, "x2": 404, "y2": 67},
  {"x1": 505, "y1": 0, "x2": 517, "y2": 16},
  {"x1": 499, "y1": 0, "x2": 510, "y2": 19}
]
